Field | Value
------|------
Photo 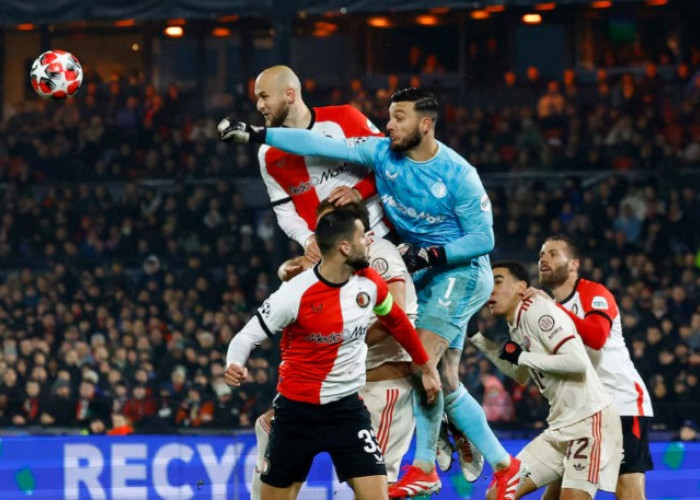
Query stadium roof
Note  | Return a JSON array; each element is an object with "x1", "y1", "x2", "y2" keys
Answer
[{"x1": 0, "y1": 0, "x2": 666, "y2": 27}]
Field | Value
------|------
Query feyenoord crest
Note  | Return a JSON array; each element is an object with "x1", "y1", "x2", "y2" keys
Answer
[{"x1": 356, "y1": 292, "x2": 370, "y2": 308}]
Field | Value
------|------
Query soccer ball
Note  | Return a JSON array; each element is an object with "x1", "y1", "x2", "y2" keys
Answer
[{"x1": 30, "y1": 50, "x2": 83, "y2": 100}]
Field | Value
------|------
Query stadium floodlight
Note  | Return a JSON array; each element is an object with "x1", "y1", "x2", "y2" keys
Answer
[
  {"x1": 164, "y1": 26, "x2": 184, "y2": 37},
  {"x1": 522, "y1": 13, "x2": 543, "y2": 24}
]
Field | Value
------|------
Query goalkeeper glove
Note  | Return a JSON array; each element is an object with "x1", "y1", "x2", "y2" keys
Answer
[
  {"x1": 397, "y1": 243, "x2": 446, "y2": 273},
  {"x1": 217, "y1": 118, "x2": 267, "y2": 144}
]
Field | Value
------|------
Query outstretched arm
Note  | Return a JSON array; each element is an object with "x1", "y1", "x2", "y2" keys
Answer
[
  {"x1": 218, "y1": 118, "x2": 381, "y2": 169},
  {"x1": 265, "y1": 128, "x2": 379, "y2": 168}
]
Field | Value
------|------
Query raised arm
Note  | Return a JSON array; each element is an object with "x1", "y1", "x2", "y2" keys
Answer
[{"x1": 218, "y1": 117, "x2": 380, "y2": 169}]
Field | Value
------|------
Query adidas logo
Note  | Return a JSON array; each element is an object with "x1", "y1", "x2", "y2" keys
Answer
[{"x1": 573, "y1": 463, "x2": 585, "y2": 471}]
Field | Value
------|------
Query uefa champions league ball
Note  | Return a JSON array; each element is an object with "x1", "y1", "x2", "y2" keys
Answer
[{"x1": 30, "y1": 49, "x2": 83, "y2": 100}]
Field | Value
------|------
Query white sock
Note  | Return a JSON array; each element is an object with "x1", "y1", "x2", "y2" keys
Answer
[{"x1": 251, "y1": 415, "x2": 271, "y2": 500}]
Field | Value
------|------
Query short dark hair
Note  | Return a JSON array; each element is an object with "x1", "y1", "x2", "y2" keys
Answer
[
  {"x1": 315, "y1": 208, "x2": 362, "y2": 255},
  {"x1": 316, "y1": 200, "x2": 370, "y2": 232},
  {"x1": 543, "y1": 234, "x2": 581, "y2": 259},
  {"x1": 492, "y1": 260, "x2": 530, "y2": 287},
  {"x1": 391, "y1": 88, "x2": 439, "y2": 122}
]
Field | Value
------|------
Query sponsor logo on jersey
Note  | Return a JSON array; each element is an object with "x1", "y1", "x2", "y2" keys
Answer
[
  {"x1": 431, "y1": 181, "x2": 447, "y2": 199},
  {"x1": 346, "y1": 137, "x2": 369, "y2": 147},
  {"x1": 356, "y1": 292, "x2": 371, "y2": 308},
  {"x1": 480, "y1": 193, "x2": 492, "y2": 212},
  {"x1": 591, "y1": 296, "x2": 609, "y2": 309},
  {"x1": 305, "y1": 332, "x2": 344, "y2": 344},
  {"x1": 288, "y1": 163, "x2": 351, "y2": 195},
  {"x1": 384, "y1": 169, "x2": 399, "y2": 180},
  {"x1": 371, "y1": 257, "x2": 389, "y2": 276},
  {"x1": 304, "y1": 325, "x2": 368, "y2": 344},
  {"x1": 380, "y1": 194, "x2": 446, "y2": 224},
  {"x1": 573, "y1": 463, "x2": 585, "y2": 471},
  {"x1": 310, "y1": 303, "x2": 323, "y2": 313},
  {"x1": 538, "y1": 314, "x2": 555, "y2": 332},
  {"x1": 548, "y1": 326, "x2": 563, "y2": 340}
]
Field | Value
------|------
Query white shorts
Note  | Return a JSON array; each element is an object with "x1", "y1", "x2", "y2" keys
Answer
[
  {"x1": 359, "y1": 376, "x2": 415, "y2": 483},
  {"x1": 518, "y1": 404, "x2": 622, "y2": 498}
]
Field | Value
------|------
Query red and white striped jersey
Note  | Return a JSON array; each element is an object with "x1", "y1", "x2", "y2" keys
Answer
[
  {"x1": 510, "y1": 296, "x2": 611, "y2": 430},
  {"x1": 365, "y1": 233, "x2": 417, "y2": 370},
  {"x1": 258, "y1": 105, "x2": 389, "y2": 247},
  {"x1": 561, "y1": 279, "x2": 653, "y2": 417},
  {"x1": 257, "y1": 265, "x2": 391, "y2": 405}
]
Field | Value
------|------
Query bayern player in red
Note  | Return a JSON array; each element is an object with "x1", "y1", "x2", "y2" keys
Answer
[
  {"x1": 225, "y1": 207, "x2": 440, "y2": 500},
  {"x1": 525, "y1": 235, "x2": 653, "y2": 500}
]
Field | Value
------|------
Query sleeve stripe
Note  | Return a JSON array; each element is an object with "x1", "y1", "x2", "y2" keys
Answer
[
  {"x1": 373, "y1": 292, "x2": 394, "y2": 316},
  {"x1": 585, "y1": 310, "x2": 613, "y2": 326},
  {"x1": 552, "y1": 335, "x2": 576, "y2": 354},
  {"x1": 270, "y1": 197, "x2": 292, "y2": 207},
  {"x1": 255, "y1": 312, "x2": 274, "y2": 338},
  {"x1": 385, "y1": 277, "x2": 405, "y2": 284}
]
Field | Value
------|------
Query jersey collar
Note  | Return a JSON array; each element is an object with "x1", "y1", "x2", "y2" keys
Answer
[
  {"x1": 559, "y1": 277, "x2": 581, "y2": 304},
  {"x1": 306, "y1": 108, "x2": 316, "y2": 130},
  {"x1": 313, "y1": 262, "x2": 347, "y2": 288}
]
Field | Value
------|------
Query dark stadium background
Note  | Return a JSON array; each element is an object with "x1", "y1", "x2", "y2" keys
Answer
[{"x1": 0, "y1": 0, "x2": 699, "y2": 498}]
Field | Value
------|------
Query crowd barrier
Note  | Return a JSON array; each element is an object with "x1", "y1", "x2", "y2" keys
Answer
[{"x1": 0, "y1": 434, "x2": 698, "y2": 499}]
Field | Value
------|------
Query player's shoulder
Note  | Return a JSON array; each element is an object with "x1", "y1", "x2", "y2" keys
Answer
[
  {"x1": 438, "y1": 142, "x2": 472, "y2": 168},
  {"x1": 368, "y1": 237, "x2": 399, "y2": 258},
  {"x1": 315, "y1": 105, "x2": 367, "y2": 126},
  {"x1": 316, "y1": 105, "x2": 384, "y2": 138},
  {"x1": 283, "y1": 267, "x2": 321, "y2": 293},
  {"x1": 354, "y1": 267, "x2": 383, "y2": 285},
  {"x1": 576, "y1": 278, "x2": 616, "y2": 309},
  {"x1": 521, "y1": 296, "x2": 566, "y2": 328}
]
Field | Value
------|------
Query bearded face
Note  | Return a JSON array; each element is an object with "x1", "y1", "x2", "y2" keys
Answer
[
  {"x1": 539, "y1": 259, "x2": 570, "y2": 288},
  {"x1": 389, "y1": 125, "x2": 422, "y2": 152}
]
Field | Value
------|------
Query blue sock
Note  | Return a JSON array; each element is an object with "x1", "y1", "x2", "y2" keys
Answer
[
  {"x1": 444, "y1": 384, "x2": 509, "y2": 468},
  {"x1": 412, "y1": 386, "x2": 445, "y2": 466}
]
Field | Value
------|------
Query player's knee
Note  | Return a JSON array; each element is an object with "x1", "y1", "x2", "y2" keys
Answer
[
  {"x1": 440, "y1": 371, "x2": 461, "y2": 394},
  {"x1": 616, "y1": 485, "x2": 645, "y2": 500},
  {"x1": 438, "y1": 352, "x2": 461, "y2": 394}
]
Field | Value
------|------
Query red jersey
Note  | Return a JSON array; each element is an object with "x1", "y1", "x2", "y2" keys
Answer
[
  {"x1": 258, "y1": 105, "x2": 389, "y2": 246},
  {"x1": 561, "y1": 279, "x2": 653, "y2": 417},
  {"x1": 257, "y1": 265, "x2": 399, "y2": 404}
]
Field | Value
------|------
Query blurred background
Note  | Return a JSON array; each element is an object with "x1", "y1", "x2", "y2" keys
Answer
[{"x1": 0, "y1": 0, "x2": 699, "y2": 497}]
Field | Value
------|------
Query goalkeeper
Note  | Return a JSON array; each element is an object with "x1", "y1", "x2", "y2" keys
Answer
[{"x1": 219, "y1": 88, "x2": 527, "y2": 500}]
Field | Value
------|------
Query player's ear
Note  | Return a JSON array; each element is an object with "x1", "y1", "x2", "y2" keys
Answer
[
  {"x1": 285, "y1": 87, "x2": 296, "y2": 104},
  {"x1": 420, "y1": 115, "x2": 432, "y2": 134},
  {"x1": 338, "y1": 240, "x2": 351, "y2": 258},
  {"x1": 570, "y1": 258, "x2": 580, "y2": 273}
]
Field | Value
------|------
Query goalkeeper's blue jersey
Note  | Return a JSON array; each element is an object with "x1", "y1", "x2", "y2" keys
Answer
[{"x1": 264, "y1": 130, "x2": 494, "y2": 265}]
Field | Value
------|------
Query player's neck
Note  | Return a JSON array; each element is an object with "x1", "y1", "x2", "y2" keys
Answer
[
  {"x1": 551, "y1": 275, "x2": 578, "y2": 302},
  {"x1": 317, "y1": 259, "x2": 352, "y2": 285},
  {"x1": 406, "y1": 137, "x2": 439, "y2": 162},
  {"x1": 285, "y1": 104, "x2": 313, "y2": 129}
]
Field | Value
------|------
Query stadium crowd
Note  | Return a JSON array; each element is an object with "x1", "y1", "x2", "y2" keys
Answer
[{"x1": 0, "y1": 60, "x2": 699, "y2": 436}]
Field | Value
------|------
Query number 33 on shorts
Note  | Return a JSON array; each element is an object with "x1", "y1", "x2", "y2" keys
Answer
[{"x1": 358, "y1": 429, "x2": 385, "y2": 464}]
